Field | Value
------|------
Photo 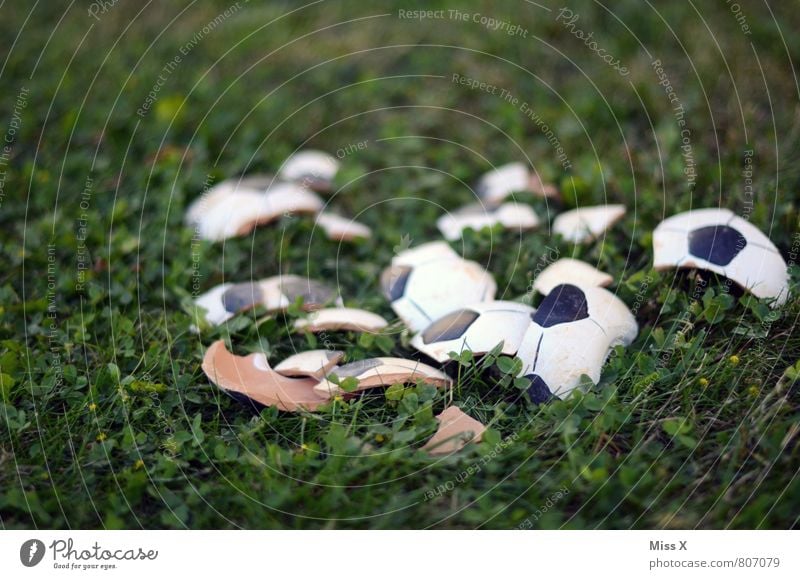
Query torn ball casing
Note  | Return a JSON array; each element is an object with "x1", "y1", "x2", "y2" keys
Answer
[
  {"x1": 274, "y1": 349, "x2": 345, "y2": 380},
  {"x1": 381, "y1": 242, "x2": 497, "y2": 333},
  {"x1": 186, "y1": 179, "x2": 323, "y2": 241},
  {"x1": 436, "y1": 202, "x2": 540, "y2": 241},
  {"x1": 533, "y1": 258, "x2": 613, "y2": 296},
  {"x1": 552, "y1": 204, "x2": 626, "y2": 244},
  {"x1": 202, "y1": 340, "x2": 330, "y2": 412},
  {"x1": 653, "y1": 208, "x2": 789, "y2": 307},
  {"x1": 313, "y1": 357, "x2": 452, "y2": 398},
  {"x1": 422, "y1": 406, "x2": 486, "y2": 455},
  {"x1": 194, "y1": 275, "x2": 341, "y2": 326},
  {"x1": 516, "y1": 283, "x2": 638, "y2": 403},
  {"x1": 410, "y1": 301, "x2": 536, "y2": 363},
  {"x1": 277, "y1": 149, "x2": 340, "y2": 192},
  {"x1": 315, "y1": 213, "x2": 372, "y2": 241},
  {"x1": 293, "y1": 308, "x2": 388, "y2": 334},
  {"x1": 476, "y1": 162, "x2": 529, "y2": 205}
]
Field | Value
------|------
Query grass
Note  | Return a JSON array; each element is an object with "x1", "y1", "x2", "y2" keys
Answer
[{"x1": 1, "y1": 0, "x2": 799, "y2": 529}]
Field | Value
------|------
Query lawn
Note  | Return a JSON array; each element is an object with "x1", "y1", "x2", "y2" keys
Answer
[{"x1": 1, "y1": 0, "x2": 799, "y2": 529}]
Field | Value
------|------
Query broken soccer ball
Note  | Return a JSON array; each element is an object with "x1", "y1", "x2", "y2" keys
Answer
[
  {"x1": 653, "y1": 208, "x2": 789, "y2": 307},
  {"x1": 185, "y1": 178, "x2": 323, "y2": 242},
  {"x1": 410, "y1": 301, "x2": 536, "y2": 363},
  {"x1": 380, "y1": 242, "x2": 497, "y2": 333},
  {"x1": 315, "y1": 212, "x2": 372, "y2": 241},
  {"x1": 422, "y1": 406, "x2": 486, "y2": 455},
  {"x1": 516, "y1": 283, "x2": 638, "y2": 403},
  {"x1": 475, "y1": 162, "x2": 557, "y2": 205},
  {"x1": 552, "y1": 204, "x2": 626, "y2": 244},
  {"x1": 313, "y1": 357, "x2": 452, "y2": 398},
  {"x1": 202, "y1": 340, "x2": 330, "y2": 412},
  {"x1": 533, "y1": 258, "x2": 613, "y2": 296},
  {"x1": 194, "y1": 275, "x2": 341, "y2": 326},
  {"x1": 277, "y1": 149, "x2": 340, "y2": 192},
  {"x1": 273, "y1": 349, "x2": 344, "y2": 380},
  {"x1": 203, "y1": 341, "x2": 450, "y2": 411},
  {"x1": 475, "y1": 162, "x2": 529, "y2": 205},
  {"x1": 293, "y1": 307, "x2": 389, "y2": 334},
  {"x1": 436, "y1": 202, "x2": 540, "y2": 241}
]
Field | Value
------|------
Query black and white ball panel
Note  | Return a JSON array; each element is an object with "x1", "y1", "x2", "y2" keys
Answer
[
  {"x1": 194, "y1": 276, "x2": 340, "y2": 326},
  {"x1": 516, "y1": 315, "x2": 608, "y2": 398},
  {"x1": 420, "y1": 309, "x2": 481, "y2": 344},
  {"x1": 391, "y1": 241, "x2": 458, "y2": 267},
  {"x1": 532, "y1": 284, "x2": 589, "y2": 327},
  {"x1": 687, "y1": 225, "x2": 747, "y2": 266},
  {"x1": 380, "y1": 265, "x2": 412, "y2": 301},
  {"x1": 525, "y1": 374, "x2": 555, "y2": 404},
  {"x1": 410, "y1": 301, "x2": 536, "y2": 363},
  {"x1": 381, "y1": 243, "x2": 497, "y2": 333},
  {"x1": 222, "y1": 282, "x2": 263, "y2": 314},
  {"x1": 653, "y1": 208, "x2": 789, "y2": 306},
  {"x1": 517, "y1": 284, "x2": 637, "y2": 402},
  {"x1": 533, "y1": 258, "x2": 613, "y2": 296},
  {"x1": 279, "y1": 277, "x2": 338, "y2": 308}
]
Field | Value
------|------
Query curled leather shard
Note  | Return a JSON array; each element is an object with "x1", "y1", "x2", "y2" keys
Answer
[
  {"x1": 202, "y1": 340, "x2": 329, "y2": 412},
  {"x1": 422, "y1": 406, "x2": 486, "y2": 455},
  {"x1": 313, "y1": 357, "x2": 452, "y2": 398},
  {"x1": 293, "y1": 308, "x2": 388, "y2": 334},
  {"x1": 274, "y1": 349, "x2": 344, "y2": 379}
]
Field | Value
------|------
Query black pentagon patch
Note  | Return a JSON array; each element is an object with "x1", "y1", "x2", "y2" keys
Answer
[
  {"x1": 334, "y1": 358, "x2": 383, "y2": 378},
  {"x1": 380, "y1": 265, "x2": 412, "y2": 301},
  {"x1": 532, "y1": 284, "x2": 589, "y2": 328},
  {"x1": 237, "y1": 174, "x2": 276, "y2": 190},
  {"x1": 281, "y1": 278, "x2": 336, "y2": 308},
  {"x1": 222, "y1": 283, "x2": 263, "y2": 313},
  {"x1": 688, "y1": 225, "x2": 747, "y2": 266},
  {"x1": 299, "y1": 175, "x2": 333, "y2": 192},
  {"x1": 421, "y1": 309, "x2": 480, "y2": 344},
  {"x1": 525, "y1": 374, "x2": 554, "y2": 404},
  {"x1": 474, "y1": 181, "x2": 490, "y2": 199}
]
